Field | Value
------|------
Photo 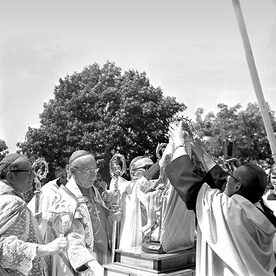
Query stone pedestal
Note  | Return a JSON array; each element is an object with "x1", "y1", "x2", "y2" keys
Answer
[{"x1": 104, "y1": 246, "x2": 196, "y2": 276}]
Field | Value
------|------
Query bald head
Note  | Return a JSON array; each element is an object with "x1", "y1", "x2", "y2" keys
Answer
[
  {"x1": 130, "y1": 156, "x2": 153, "y2": 171},
  {"x1": 69, "y1": 150, "x2": 91, "y2": 165},
  {"x1": 0, "y1": 153, "x2": 30, "y2": 179},
  {"x1": 129, "y1": 156, "x2": 153, "y2": 181},
  {"x1": 0, "y1": 153, "x2": 34, "y2": 193},
  {"x1": 72, "y1": 154, "x2": 96, "y2": 168},
  {"x1": 68, "y1": 150, "x2": 95, "y2": 171},
  {"x1": 68, "y1": 150, "x2": 97, "y2": 188}
]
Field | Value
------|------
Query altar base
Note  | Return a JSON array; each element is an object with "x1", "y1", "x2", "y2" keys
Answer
[{"x1": 104, "y1": 246, "x2": 196, "y2": 276}]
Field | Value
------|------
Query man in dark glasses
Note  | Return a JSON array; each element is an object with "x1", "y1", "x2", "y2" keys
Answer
[
  {"x1": 129, "y1": 156, "x2": 154, "y2": 181},
  {"x1": 0, "y1": 153, "x2": 68, "y2": 276},
  {"x1": 165, "y1": 121, "x2": 276, "y2": 276}
]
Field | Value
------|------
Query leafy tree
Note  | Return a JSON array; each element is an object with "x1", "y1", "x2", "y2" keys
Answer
[
  {"x1": 194, "y1": 104, "x2": 242, "y2": 157},
  {"x1": 0, "y1": 139, "x2": 8, "y2": 160},
  {"x1": 195, "y1": 102, "x2": 276, "y2": 162},
  {"x1": 18, "y1": 61, "x2": 186, "y2": 182},
  {"x1": 237, "y1": 102, "x2": 276, "y2": 160}
]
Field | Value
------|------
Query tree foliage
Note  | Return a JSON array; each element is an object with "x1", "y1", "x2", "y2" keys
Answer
[
  {"x1": 18, "y1": 61, "x2": 186, "y2": 181},
  {"x1": 0, "y1": 139, "x2": 8, "y2": 160},
  {"x1": 195, "y1": 102, "x2": 276, "y2": 162}
]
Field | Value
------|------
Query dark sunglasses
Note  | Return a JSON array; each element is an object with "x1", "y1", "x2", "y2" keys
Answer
[
  {"x1": 226, "y1": 171, "x2": 245, "y2": 187},
  {"x1": 10, "y1": 169, "x2": 34, "y2": 175}
]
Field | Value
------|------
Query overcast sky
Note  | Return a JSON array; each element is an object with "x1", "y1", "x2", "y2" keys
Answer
[{"x1": 0, "y1": 0, "x2": 275, "y2": 152}]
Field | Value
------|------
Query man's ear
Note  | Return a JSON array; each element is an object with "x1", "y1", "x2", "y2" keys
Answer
[
  {"x1": 66, "y1": 165, "x2": 74, "y2": 179},
  {"x1": 65, "y1": 164, "x2": 70, "y2": 174},
  {"x1": 235, "y1": 182, "x2": 242, "y2": 192},
  {"x1": 6, "y1": 172, "x2": 14, "y2": 183}
]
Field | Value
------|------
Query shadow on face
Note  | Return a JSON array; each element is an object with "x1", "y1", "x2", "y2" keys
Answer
[{"x1": 70, "y1": 155, "x2": 98, "y2": 188}]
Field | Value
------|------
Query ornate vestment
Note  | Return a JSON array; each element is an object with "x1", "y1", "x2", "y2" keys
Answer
[
  {"x1": 28, "y1": 179, "x2": 60, "y2": 221},
  {"x1": 43, "y1": 176, "x2": 112, "y2": 276},
  {"x1": 0, "y1": 181, "x2": 49, "y2": 276}
]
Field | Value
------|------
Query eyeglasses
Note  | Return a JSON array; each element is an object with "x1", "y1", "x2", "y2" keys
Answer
[
  {"x1": 226, "y1": 171, "x2": 245, "y2": 187},
  {"x1": 9, "y1": 169, "x2": 34, "y2": 175},
  {"x1": 74, "y1": 166, "x2": 99, "y2": 175},
  {"x1": 130, "y1": 168, "x2": 146, "y2": 176},
  {"x1": 130, "y1": 165, "x2": 151, "y2": 175}
]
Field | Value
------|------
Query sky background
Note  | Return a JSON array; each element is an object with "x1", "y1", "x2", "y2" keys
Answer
[{"x1": 0, "y1": 0, "x2": 275, "y2": 153}]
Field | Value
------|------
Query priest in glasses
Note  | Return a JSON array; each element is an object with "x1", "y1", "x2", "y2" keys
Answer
[
  {"x1": 32, "y1": 150, "x2": 120, "y2": 276},
  {"x1": 0, "y1": 153, "x2": 68, "y2": 276}
]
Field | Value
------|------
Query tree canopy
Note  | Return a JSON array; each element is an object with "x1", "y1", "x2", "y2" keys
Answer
[
  {"x1": 18, "y1": 61, "x2": 186, "y2": 181},
  {"x1": 195, "y1": 102, "x2": 276, "y2": 162},
  {"x1": 17, "y1": 61, "x2": 276, "y2": 182},
  {"x1": 0, "y1": 139, "x2": 8, "y2": 160}
]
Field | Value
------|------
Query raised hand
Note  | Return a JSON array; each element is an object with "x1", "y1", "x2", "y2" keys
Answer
[
  {"x1": 190, "y1": 134, "x2": 216, "y2": 172},
  {"x1": 168, "y1": 121, "x2": 186, "y2": 147},
  {"x1": 190, "y1": 135, "x2": 206, "y2": 161},
  {"x1": 159, "y1": 143, "x2": 173, "y2": 169}
]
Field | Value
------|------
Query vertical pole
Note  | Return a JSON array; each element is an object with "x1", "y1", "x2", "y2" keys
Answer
[
  {"x1": 232, "y1": 0, "x2": 276, "y2": 163},
  {"x1": 111, "y1": 177, "x2": 119, "y2": 262},
  {"x1": 109, "y1": 153, "x2": 126, "y2": 262}
]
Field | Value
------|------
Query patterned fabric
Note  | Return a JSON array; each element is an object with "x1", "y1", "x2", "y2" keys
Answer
[
  {"x1": 0, "y1": 181, "x2": 50, "y2": 276},
  {"x1": 85, "y1": 195, "x2": 112, "y2": 265},
  {"x1": 43, "y1": 176, "x2": 112, "y2": 275}
]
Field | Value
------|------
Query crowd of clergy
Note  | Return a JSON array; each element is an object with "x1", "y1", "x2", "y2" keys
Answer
[{"x1": 1, "y1": 122, "x2": 276, "y2": 276}]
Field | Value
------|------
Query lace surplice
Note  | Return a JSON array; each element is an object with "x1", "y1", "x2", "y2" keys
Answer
[{"x1": 0, "y1": 181, "x2": 50, "y2": 276}]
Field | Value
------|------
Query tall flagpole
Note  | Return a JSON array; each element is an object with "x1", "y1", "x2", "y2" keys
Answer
[{"x1": 231, "y1": 0, "x2": 276, "y2": 164}]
